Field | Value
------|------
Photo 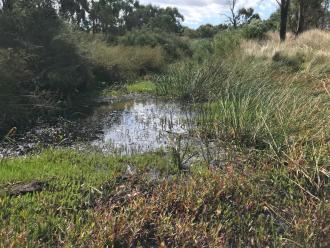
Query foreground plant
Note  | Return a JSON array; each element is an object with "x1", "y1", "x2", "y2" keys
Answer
[{"x1": 0, "y1": 148, "x2": 329, "y2": 247}]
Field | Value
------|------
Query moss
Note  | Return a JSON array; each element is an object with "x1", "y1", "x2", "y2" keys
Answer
[
  {"x1": 126, "y1": 81, "x2": 157, "y2": 94},
  {"x1": 101, "y1": 81, "x2": 157, "y2": 97}
]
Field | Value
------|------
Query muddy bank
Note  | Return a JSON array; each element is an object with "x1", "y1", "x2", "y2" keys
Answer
[{"x1": 0, "y1": 117, "x2": 101, "y2": 157}]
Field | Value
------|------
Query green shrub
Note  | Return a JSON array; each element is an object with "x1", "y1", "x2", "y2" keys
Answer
[
  {"x1": 86, "y1": 40, "x2": 166, "y2": 81},
  {"x1": 0, "y1": 49, "x2": 35, "y2": 134},
  {"x1": 39, "y1": 36, "x2": 95, "y2": 98},
  {"x1": 243, "y1": 19, "x2": 268, "y2": 40},
  {"x1": 213, "y1": 30, "x2": 242, "y2": 58},
  {"x1": 118, "y1": 28, "x2": 192, "y2": 60},
  {"x1": 0, "y1": 1, "x2": 103, "y2": 132},
  {"x1": 190, "y1": 39, "x2": 214, "y2": 63}
]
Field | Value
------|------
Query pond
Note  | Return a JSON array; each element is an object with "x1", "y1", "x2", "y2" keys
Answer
[
  {"x1": 90, "y1": 97, "x2": 196, "y2": 155},
  {"x1": 0, "y1": 95, "x2": 197, "y2": 157}
]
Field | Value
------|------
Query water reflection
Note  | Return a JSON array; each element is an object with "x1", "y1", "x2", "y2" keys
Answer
[{"x1": 92, "y1": 98, "x2": 195, "y2": 155}]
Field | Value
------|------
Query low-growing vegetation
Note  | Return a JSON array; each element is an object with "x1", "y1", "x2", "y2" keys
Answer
[{"x1": 1, "y1": 148, "x2": 329, "y2": 247}]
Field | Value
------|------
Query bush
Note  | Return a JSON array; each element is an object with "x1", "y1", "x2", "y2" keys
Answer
[
  {"x1": 0, "y1": 49, "x2": 34, "y2": 134},
  {"x1": 243, "y1": 19, "x2": 269, "y2": 40},
  {"x1": 190, "y1": 39, "x2": 214, "y2": 63},
  {"x1": 86, "y1": 40, "x2": 166, "y2": 81},
  {"x1": 0, "y1": 6, "x2": 95, "y2": 133},
  {"x1": 213, "y1": 31, "x2": 242, "y2": 58},
  {"x1": 39, "y1": 35, "x2": 95, "y2": 98},
  {"x1": 118, "y1": 28, "x2": 192, "y2": 60}
]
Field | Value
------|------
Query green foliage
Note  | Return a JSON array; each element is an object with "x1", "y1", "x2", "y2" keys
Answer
[
  {"x1": 59, "y1": 0, "x2": 90, "y2": 28},
  {"x1": 0, "y1": 2, "x2": 97, "y2": 132},
  {"x1": 0, "y1": 48, "x2": 34, "y2": 133},
  {"x1": 85, "y1": 38, "x2": 166, "y2": 80},
  {"x1": 242, "y1": 19, "x2": 269, "y2": 40},
  {"x1": 183, "y1": 24, "x2": 229, "y2": 39},
  {"x1": 39, "y1": 35, "x2": 94, "y2": 97},
  {"x1": 266, "y1": 10, "x2": 281, "y2": 31},
  {"x1": 190, "y1": 39, "x2": 214, "y2": 62},
  {"x1": 213, "y1": 31, "x2": 243, "y2": 58},
  {"x1": 118, "y1": 28, "x2": 192, "y2": 60},
  {"x1": 289, "y1": 0, "x2": 329, "y2": 32},
  {"x1": 126, "y1": 81, "x2": 156, "y2": 94},
  {"x1": 196, "y1": 24, "x2": 218, "y2": 38},
  {"x1": 156, "y1": 60, "x2": 221, "y2": 102},
  {"x1": 66, "y1": 0, "x2": 185, "y2": 36},
  {"x1": 124, "y1": 3, "x2": 184, "y2": 34}
]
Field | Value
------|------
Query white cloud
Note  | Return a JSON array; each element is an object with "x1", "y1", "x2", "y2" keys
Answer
[{"x1": 140, "y1": 0, "x2": 278, "y2": 27}]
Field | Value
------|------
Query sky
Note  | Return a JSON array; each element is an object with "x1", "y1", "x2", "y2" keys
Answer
[{"x1": 139, "y1": 0, "x2": 279, "y2": 28}]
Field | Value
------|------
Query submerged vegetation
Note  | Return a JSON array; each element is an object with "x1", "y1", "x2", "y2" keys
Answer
[{"x1": 1, "y1": 0, "x2": 330, "y2": 247}]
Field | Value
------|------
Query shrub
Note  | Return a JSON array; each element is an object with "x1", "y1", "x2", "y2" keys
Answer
[
  {"x1": 86, "y1": 40, "x2": 166, "y2": 81},
  {"x1": 0, "y1": 49, "x2": 34, "y2": 134},
  {"x1": 0, "y1": 24, "x2": 94, "y2": 132},
  {"x1": 190, "y1": 39, "x2": 214, "y2": 63},
  {"x1": 213, "y1": 30, "x2": 242, "y2": 58},
  {"x1": 118, "y1": 28, "x2": 192, "y2": 60},
  {"x1": 243, "y1": 19, "x2": 268, "y2": 40},
  {"x1": 39, "y1": 36, "x2": 95, "y2": 98}
]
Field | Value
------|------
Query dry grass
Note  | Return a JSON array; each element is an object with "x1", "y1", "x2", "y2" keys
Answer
[{"x1": 241, "y1": 30, "x2": 330, "y2": 76}]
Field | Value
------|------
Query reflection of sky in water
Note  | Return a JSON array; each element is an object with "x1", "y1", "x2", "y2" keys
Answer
[{"x1": 92, "y1": 99, "x2": 194, "y2": 155}]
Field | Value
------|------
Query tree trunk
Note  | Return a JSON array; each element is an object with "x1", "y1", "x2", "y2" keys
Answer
[
  {"x1": 295, "y1": 0, "x2": 305, "y2": 35},
  {"x1": 280, "y1": 0, "x2": 290, "y2": 42},
  {"x1": 1, "y1": 0, "x2": 11, "y2": 11},
  {"x1": 321, "y1": 0, "x2": 329, "y2": 29}
]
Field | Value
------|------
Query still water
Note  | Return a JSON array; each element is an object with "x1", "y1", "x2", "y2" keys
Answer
[{"x1": 91, "y1": 97, "x2": 195, "y2": 155}]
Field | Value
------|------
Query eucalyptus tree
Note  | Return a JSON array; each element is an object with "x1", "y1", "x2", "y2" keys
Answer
[
  {"x1": 293, "y1": 0, "x2": 329, "y2": 34},
  {"x1": 58, "y1": 0, "x2": 90, "y2": 28},
  {"x1": 224, "y1": 1, "x2": 260, "y2": 29},
  {"x1": 275, "y1": 0, "x2": 290, "y2": 41},
  {"x1": 89, "y1": 0, "x2": 136, "y2": 35},
  {"x1": 224, "y1": 0, "x2": 239, "y2": 28},
  {"x1": 124, "y1": 3, "x2": 184, "y2": 33}
]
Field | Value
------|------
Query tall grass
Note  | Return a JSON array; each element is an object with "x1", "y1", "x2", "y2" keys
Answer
[
  {"x1": 156, "y1": 60, "x2": 222, "y2": 101},
  {"x1": 242, "y1": 30, "x2": 330, "y2": 76},
  {"x1": 156, "y1": 30, "x2": 330, "y2": 197},
  {"x1": 87, "y1": 41, "x2": 166, "y2": 80},
  {"x1": 58, "y1": 30, "x2": 167, "y2": 82}
]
